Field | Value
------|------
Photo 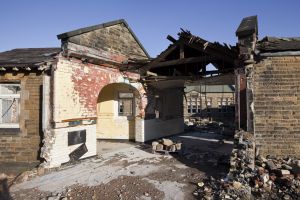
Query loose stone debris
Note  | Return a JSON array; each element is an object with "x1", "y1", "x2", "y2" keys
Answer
[
  {"x1": 184, "y1": 118, "x2": 235, "y2": 138},
  {"x1": 193, "y1": 130, "x2": 300, "y2": 199},
  {"x1": 152, "y1": 138, "x2": 182, "y2": 155}
]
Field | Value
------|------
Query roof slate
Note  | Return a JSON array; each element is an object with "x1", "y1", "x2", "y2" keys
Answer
[
  {"x1": 0, "y1": 48, "x2": 61, "y2": 67},
  {"x1": 257, "y1": 36, "x2": 300, "y2": 52}
]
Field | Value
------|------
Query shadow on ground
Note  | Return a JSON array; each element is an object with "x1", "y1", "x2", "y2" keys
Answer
[
  {"x1": 139, "y1": 131, "x2": 233, "y2": 179},
  {"x1": 0, "y1": 178, "x2": 11, "y2": 200}
]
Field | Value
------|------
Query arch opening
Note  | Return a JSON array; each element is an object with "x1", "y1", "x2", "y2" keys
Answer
[{"x1": 96, "y1": 83, "x2": 141, "y2": 141}]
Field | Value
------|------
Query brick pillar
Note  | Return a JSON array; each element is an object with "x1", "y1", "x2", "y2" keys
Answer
[{"x1": 236, "y1": 16, "x2": 258, "y2": 132}]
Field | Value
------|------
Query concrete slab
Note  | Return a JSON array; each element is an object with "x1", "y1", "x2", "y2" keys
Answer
[{"x1": 10, "y1": 131, "x2": 233, "y2": 200}]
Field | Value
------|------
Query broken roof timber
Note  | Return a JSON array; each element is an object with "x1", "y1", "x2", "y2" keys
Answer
[
  {"x1": 178, "y1": 30, "x2": 237, "y2": 60},
  {"x1": 144, "y1": 56, "x2": 218, "y2": 69},
  {"x1": 139, "y1": 31, "x2": 238, "y2": 76}
]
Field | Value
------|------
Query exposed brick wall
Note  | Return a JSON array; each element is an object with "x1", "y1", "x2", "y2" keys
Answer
[
  {"x1": 253, "y1": 56, "x2": 300, "y2": 156},
  {"x1": 45, "y1": 125, "x2": 96, "y2": 168},
  {"x1": 0, "y1": 73, "x2": 43, "y2": 162},
  {"x1": 53, "y1": 56, "x2": 146, "y2": 123}
]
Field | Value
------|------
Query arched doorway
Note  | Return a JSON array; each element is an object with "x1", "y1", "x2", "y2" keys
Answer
[{"x1": 96, "y1": 83, "x2": 141, "y2": 141}]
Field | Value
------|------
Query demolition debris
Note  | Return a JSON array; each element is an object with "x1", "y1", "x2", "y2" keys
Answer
[
  {"x1": 193, "y1": 130, "x2": 300, "y2": 199},
  {"x1": 151, "y1": 138, "x2": 182, "y2": 155}
]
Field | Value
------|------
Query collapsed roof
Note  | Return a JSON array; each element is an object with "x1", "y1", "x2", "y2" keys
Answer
[{"x1": 132, "y1": 30, "x2": 238, "y2": 82}]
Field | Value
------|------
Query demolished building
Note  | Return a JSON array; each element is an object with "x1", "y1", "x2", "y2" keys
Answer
[
  {"x1": 0, "y1": 16, "x2": 299, "y2": 169},
  {"x1": 0, "y1": 19, "x2": 185, "y2": 168},
  {"x1": 236, "y1": 16, "x2": 300, "y2": 156}
]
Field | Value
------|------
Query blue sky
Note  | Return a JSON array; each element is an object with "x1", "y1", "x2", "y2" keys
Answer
[{"x1": 1, "y1": 1, "x2": 300, "y2": 57}]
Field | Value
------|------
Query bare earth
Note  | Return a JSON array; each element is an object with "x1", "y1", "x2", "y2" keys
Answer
[{"x1": 9, "y1": 131, "x2": 233, "y2": 200}]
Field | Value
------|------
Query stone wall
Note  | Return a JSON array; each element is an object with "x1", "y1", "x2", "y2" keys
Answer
[
  {"x1": 65, "y1": 23, "x2": 148, "y2": 62},
  {"x1": 0, "y1": 72, "x2": 43, "y2": 162},
  {"x1": 253, "y1": 56, "x2": 300, "y2": 156}
]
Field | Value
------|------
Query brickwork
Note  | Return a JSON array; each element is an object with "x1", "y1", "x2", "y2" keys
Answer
[
  {"x1": 253, "y1": 56, "x2": 300, "y2": 156},
  {"x1": 53, "y1": 56, "x2": 146, "y2": 123},
  {"x1": 0, "y1": 73, "x2": 43, "y2": 162},
  {"x1": 44, "y1": 125, "x2": 96, "y2": 168}
]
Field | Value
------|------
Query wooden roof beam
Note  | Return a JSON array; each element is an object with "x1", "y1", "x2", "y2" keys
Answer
[
  {"x1": 144, "y1": 56, "x2": 217, "y2": 69},
  {"x1": 182, "y1": 40, "x2": 235, "y2": 64}
]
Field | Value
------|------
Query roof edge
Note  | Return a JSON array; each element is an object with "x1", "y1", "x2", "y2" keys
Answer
[{"x1": 57, "y1": 19, "x2": 150, "y2": 58}]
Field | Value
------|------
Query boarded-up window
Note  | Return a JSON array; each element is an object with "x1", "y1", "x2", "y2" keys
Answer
[
  {"x1": 118, "y1": 92, "x2": 133, "y2": 116},
  {"x1": 0, "y1": 83, "x2": 20, "y2": 128}
]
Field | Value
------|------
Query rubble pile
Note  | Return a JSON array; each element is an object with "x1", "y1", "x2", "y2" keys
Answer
[
  {"x1": 151, "y1": 138, "x2": 182, "y2": 154},
  {"x1": 193, "y1": 130, "x2": 300, "y2": 199},
  {"x1": 250, "y1": 155, "x2": 300, "y2": 199},
  {"x1": 184, "y1": 119, "x2": 235, "y2": 137}
]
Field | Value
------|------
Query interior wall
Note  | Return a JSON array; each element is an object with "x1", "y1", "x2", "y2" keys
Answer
[
  {"x1": 97, "y1": 83, "x2": 140, "y2": 140},
  {"x1": 144, "y1": 118, "x2": 184, "y2": 141},
  {"x1": 143, "y1": 87, "x2": 184, "y2": 141}
]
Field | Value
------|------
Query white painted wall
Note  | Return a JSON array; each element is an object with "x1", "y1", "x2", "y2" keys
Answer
[
  {"x1": 143, "y1": 118, "x2": 184, "y2": 141},
  {"x1": 46, "y1": 125, "x2": 96, "y2": 168}
]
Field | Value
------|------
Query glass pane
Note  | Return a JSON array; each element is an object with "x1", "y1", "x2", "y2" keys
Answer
[
  {"x1": 119, "y1": 92, "x2": 133, "y2": 98},
  {"x1": 1, "y1": 98, "x2": 19, "y2": 124},
  {"x1": 192, "y1": 105, "x2": 197, "y2": 113},
  {"x1": 119, "y1": 99, "x2": 133, "y2": 116},
  {"x1": 0, "y1": 84, "x2": 20, "y2": 94}
]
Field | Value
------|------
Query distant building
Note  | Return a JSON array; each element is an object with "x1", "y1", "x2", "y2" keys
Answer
[{"x1": 184, "y1": 85, "x2": 235, "y2": 122}]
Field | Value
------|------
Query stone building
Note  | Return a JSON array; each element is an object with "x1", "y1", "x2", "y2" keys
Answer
[
  {"x1": 1, "y1": 16, "x2": 300, "y2": 168},
  {"x1": 0, "y1": 19, "x2": 185, "y2": 167},
  {"x1": 183, "y1": 85, "x2": 235, "y2": 122},
  {"x1": 236, "y1": 16, "x2": 300, "y2": 156},
  {"x1": 0, "y1": 48, "x2": 60, "y2": 164}
]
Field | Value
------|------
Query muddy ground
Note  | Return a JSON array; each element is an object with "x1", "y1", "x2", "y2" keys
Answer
[{"x1": 7, "y1": 131, "x2": 233, "y2": 200}]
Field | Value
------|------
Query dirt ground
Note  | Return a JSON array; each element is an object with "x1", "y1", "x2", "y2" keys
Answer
[{"x1": 8, "y1": 131, "x2": 233, "y2": 200}]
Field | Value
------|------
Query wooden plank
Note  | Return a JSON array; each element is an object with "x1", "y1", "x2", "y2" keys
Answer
[
  {"x1": 140, "y1": 43, "x2": 180, "y2": 74},
  {"x1": 180, "y1": 43, "x2": 185, "y2": 59},
  {"x1": 167, "y1": 35, "x2": 177, "y2": 43},
  {"x1": 180, "y1": 38, "x2": 236, "y2": 63},
  {"x1": 145, "y1": 56, "x2": 217, "y2": 69},
  {"x1": 62, "y1": 117, "x2": 97, "y2": 122}
]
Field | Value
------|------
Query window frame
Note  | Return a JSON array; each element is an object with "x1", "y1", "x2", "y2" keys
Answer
[
  {"x1": 0, "y1": 83, "x2": 21, "y2": 129},
  {"x1": 118, "y1": 92, "x2": 134, "y2": 117}
]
